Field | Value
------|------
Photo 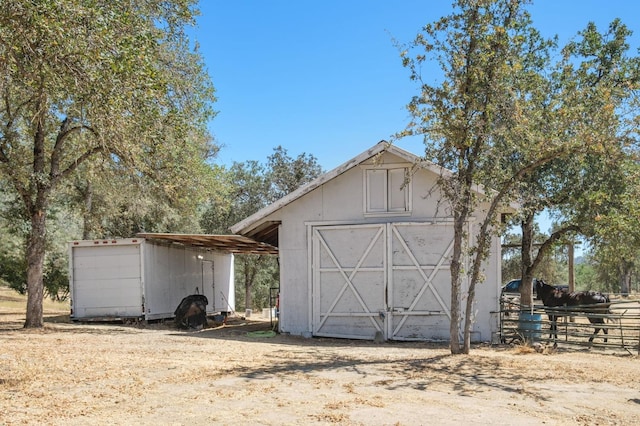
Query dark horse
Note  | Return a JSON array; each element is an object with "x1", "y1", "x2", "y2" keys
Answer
[{"x1": 534, "y1": 279, "x2": 611, "y2": 344}]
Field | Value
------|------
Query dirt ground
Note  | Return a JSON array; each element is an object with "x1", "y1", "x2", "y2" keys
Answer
[{"x1": 1, "y1": 291, "x2": 639, "y2": 425}]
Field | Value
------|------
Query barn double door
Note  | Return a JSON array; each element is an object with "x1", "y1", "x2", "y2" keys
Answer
[{"x1": 311, "y1": 222, "x2": 454, "y2": 341}]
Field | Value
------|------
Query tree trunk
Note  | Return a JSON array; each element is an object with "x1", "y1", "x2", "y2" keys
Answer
[
  {"x1": 520, "y1": 213, "x2": 535, "y2": 308},
  {"x1": 242, "y1": 255, "x2": 263, "y2": 312},
  {"x1": 24, "y1": 209, "x2": 47, "y2": 328},
  {"x1": 243, "y1": 259, "x2": 254, "y2": 312},
  {"x1": 568, "y1": 242, "x2": 575, "y2": 292},
  {"x1": 619, "y1": 260, "x2": 632, "y2": 297},
  {"x1": 24, "y1": 95, "x2": 49, "y2": 329},
  {"x1": 82, "y1": 180, "x2": 93, "y2": 240},
  {"x1": 244, "y1": 281, "x2": 253, "y2": 312},
  {"x1": 449, "y1": 259, "x2": 462, "y2": 354},
  {"x1": 449, "y1": 213, "x2": 465, "y2": 354},
  {"x1": 463, "y1": 230, "x2": 492, "y2": 354},
  {"x1": 462, "y1": 269, "x2": 474, "y2": 354}
]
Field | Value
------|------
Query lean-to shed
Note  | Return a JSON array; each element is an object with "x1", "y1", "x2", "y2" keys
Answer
[
  {"x1": 231, "y1": 141, "x2": 506, "y2": 342},
  {"x1": 68, "y1": 234, "x2": 276, "y2": 322}
]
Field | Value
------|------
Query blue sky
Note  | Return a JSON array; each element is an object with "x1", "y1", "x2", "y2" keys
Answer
[
  {"x1": 191, "y1": 0, "x2": 639, "y2": 238},
  {"x1": 192, "y1": 0, "x2": 639, "y2": 171}
]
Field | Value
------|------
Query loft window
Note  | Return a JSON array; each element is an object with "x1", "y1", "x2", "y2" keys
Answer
[{"x1": 363, "y1": 166, "x2": 411, "y2": 215}]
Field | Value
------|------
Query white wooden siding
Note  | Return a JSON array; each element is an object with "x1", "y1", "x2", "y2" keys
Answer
[
  {"x1": 388, "y1": 168, "x2": 409, "y2": 212},
  {"x1": 365, "y1": 169, "x2": 387, "y2": 212}
]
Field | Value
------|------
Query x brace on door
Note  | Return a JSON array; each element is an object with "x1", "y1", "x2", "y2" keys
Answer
[
  {"x1": 390, "y1": 224, "x2": 453, "y2": 337},
  {"x1": 315, "y1": 226, "x2": 385, "y2": 333}
]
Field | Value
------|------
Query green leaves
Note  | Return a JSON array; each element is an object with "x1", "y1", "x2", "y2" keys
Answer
[
  {"x1": 0, "y1": 0, "x2": 215, "y2": 220},
  {"x1": 200, "y1": 146, "x2": 323, "y2": 235},
  {"x1": 399, "y1": 0, "x2": 640, "y2": 349},
  {"x1": 0, "y1": 0, "x2": 216, "y2": 325}
]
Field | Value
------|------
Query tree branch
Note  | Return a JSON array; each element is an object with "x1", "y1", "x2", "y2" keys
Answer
[
  {"x1": 50, "y1": 120, "x2": 98, "y2": 180},
  {"x1": 53, "y1": 144, "x2": 105, "y2": 185},
  {"x1": 530, "y1": 224, "x2": 581, "y2": 272}
]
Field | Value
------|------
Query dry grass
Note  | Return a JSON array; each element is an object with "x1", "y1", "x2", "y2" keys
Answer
[
  {"x1": 0, "y1": 286, "x2": 68, "y2": 313},
  {"x1": 1, "y1": 285, "x2": 640, "y2": 425}
]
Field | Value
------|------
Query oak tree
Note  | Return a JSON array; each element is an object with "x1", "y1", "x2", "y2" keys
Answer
[
  {"x1": 400, "y1": 0, "x2": 557, "y2": 353},
  {"x1": 0, "y1": 1, "x2": 216, "y2": 327}
]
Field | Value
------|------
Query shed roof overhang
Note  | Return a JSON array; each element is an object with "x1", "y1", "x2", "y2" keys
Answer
[
  {"x1": 239, "y1": 220, "x2": 280, "y2": 248},
  {"x1": 136, "y1": 233, "x2": 278, "y2": 255}
]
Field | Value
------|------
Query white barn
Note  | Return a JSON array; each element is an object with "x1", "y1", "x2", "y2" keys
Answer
[{"x1": 231, "y1": 141, "x2": 505, "y2": 342}]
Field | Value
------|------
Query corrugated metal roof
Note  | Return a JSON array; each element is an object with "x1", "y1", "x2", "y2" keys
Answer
[{"x1": 136, "y1": 233, "x2": 278, "y2": 255}]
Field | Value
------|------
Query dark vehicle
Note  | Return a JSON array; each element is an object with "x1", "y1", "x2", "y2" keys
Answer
[
  {"x1": 501, "y1": 279, "x2": 525, "y2": 295},
  {"x1": 501, "y1": 279, "x2": 568, "y2": 296}
]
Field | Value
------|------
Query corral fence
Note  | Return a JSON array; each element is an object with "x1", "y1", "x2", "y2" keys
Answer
[{"x1": 499, "y1": 296, "x2": 640, "y2": 354}]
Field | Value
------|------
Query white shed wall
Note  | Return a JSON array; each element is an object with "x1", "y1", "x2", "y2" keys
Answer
[
  {"x1": 465, "y1": 221, "x2": 502, "y2": 342},
  {"x1": 143, "y1": 241, "x2": 216, "y2": 320},
  {"x1": 212, "y1": 252, "x2": 235, "y2": 312},
  {"x1": 70, "y1": 239, "x2": 236, "y2": 321}
]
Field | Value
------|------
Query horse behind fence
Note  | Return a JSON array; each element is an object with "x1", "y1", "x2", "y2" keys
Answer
[{"x1": 534, "y1": 279, "x2": 612, "y2": 344}]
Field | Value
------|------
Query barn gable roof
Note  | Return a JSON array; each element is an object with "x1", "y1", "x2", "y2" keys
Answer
[{"x1": 230, "y1": 140, "x2": 510, "y2": 246}]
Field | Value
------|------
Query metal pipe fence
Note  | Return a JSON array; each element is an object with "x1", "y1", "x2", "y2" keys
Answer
[{"x1": 499, "y1": 296, "x2": 640, "y2": 355}]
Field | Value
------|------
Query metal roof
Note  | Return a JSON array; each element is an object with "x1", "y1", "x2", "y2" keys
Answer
[{"x1": 136, "y1": 233, "x2": 278, "y2": 255}]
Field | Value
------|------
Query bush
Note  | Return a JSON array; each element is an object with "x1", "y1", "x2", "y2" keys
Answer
[
  {"x1": 0, "y1": 246, "x2": 69, "y2": 301},
  {"x1": 0, "y1": 247, "x2": 27, "y2": 294},
  {"x1": 44, "y1": 252, "x2": 69, "y2": 302}
]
